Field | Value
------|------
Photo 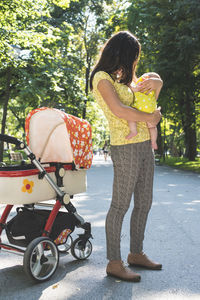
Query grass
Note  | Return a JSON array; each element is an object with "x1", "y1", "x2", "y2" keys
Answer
[{"x1": 159, "y1": 156, "x2": 200, "y2": 174}]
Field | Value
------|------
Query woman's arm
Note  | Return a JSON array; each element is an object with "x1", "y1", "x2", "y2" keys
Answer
[{"x1": 97, "y1": 79, "x2": 162, "y2": 125}]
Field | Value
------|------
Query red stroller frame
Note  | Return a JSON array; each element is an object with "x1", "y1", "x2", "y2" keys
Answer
[{"x1": 0, "y1": 134, "x2": 92, "y2": 282}]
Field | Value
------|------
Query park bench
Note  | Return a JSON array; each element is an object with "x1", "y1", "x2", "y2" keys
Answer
[{"x1": 9, "y1": 152, "x2": 24, "y2": 162}]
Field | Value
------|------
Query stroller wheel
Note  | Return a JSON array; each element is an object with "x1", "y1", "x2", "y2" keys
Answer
[
  {"x1": 23, "y1": 237, "x2": 59, "y2": 282},
  {"x1": 71, "y1": 237, "x2": 92, "y2": 260},
  {"x1": 58, "y1": 235, "x2": 73, "y2": 253}
]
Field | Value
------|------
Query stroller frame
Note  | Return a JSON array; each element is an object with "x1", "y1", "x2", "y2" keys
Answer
[{"x1": 0, "y1": 134, "x2": 92, "y2": 282}]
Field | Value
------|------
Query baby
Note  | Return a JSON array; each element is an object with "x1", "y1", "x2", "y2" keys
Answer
[{"x1": 126, "y1": 75, "x2": 158, "y2": 150}]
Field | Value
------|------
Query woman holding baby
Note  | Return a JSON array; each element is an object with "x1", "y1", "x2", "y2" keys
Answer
[{"x1": 90, "y1": 31, "x2": 163, "y2": 282}]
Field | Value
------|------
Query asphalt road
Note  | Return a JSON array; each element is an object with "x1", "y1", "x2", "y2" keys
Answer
[{"x1": 0, "y1": 155, "x2": 200, "y2": 300}]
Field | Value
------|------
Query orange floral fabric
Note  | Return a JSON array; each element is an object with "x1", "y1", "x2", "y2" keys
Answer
[
  {"x1": 25, "y1": 107, "x2": 93, "y2": 169},
  {"x1": 54, "y1": 229, "x2": 72, "y2": 245}
]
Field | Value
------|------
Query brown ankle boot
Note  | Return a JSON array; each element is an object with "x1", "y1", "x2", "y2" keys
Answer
[
  {"x1": 106, "y1": 260, "x2": 141, "y2": 282},
  {"x1": 127, "y1": 252, "x2": 162, "y2": 270}
]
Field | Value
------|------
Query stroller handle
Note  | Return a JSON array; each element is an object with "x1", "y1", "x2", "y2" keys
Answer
[{"x1": 0, "y1": 134, "x2": 24, "y2": 149}]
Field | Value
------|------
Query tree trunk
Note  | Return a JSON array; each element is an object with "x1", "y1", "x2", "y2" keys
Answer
[
  {"x1": 182, "y1": 94, "x2": 197, "y2": 161},
  {"x1": 83, "y1": 53, "x2": 91, "y2": 119},
  {"x1": 184, "y1": 119, "x2": 197, "y2": 161},
  {"x1": 156, "y1": 121, "x2": 163, "y2": 156},
  {"x1": 83, "y1": 65, "x2": 90, "y2": 119},
  {"x1": 0, "y1": 68, "x2": 11, "y2": 162}
]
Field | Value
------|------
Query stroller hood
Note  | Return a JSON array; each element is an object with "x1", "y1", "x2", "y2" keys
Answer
[{"x1": 25, "y1": 107, "x2": 93, "y2": 169}]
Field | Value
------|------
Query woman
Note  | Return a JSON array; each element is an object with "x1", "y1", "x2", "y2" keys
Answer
[{"x1": 90, "y1": 31, "x2": 162, "y2": 282}]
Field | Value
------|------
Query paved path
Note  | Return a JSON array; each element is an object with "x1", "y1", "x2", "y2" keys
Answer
[{"x1": 0, "y1": 155, "x2": 200, "y2": 300}]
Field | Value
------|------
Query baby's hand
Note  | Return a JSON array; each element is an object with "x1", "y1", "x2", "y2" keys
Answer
[{"x1": 129, "y1": 82, "x2": 140, "y2": 93}]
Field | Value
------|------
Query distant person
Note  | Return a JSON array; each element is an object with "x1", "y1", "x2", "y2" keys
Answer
[
  {"x1": 102, "y1": 141, "x2": 109, "y2": 161},
  {"x1": 90, "y1": 31, "x2": 163, "y2": 282}
]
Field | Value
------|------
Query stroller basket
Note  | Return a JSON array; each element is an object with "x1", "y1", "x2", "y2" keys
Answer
[{"x1": 6, "y1": 207, "x2": 77, "y2": 247}]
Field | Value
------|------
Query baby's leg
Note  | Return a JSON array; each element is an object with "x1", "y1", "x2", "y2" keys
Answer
[
  {"x1": 126, "y1": 121, "x2": 138, "y2": 139},
  {"x1": 148, "y1": 127, "x2": 158, "y2": 150}
]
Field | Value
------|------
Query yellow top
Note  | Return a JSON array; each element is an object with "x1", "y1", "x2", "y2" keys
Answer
[
  {"x1": 133, "y1": 77, "x2": 156, "y2": 113},
  {"x1": 92, "y1": 71, "x2": 150, "y2": 146}
]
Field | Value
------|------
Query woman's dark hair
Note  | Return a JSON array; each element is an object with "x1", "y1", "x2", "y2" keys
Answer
[{"x1": 90, "y1": 31, "x2": 141, "y2": 90}]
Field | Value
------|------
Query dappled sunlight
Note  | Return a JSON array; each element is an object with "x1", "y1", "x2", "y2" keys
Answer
[
  {"x1": 183, "y1": 202, "x2": 198, "y2": 206},
  {"x1": 76, "y1": 209, "x2": 93, "y2": 215},
  {"x1": 157, "y1": 172, "x2": 170, "y2": 176},
  {"x1": 137, "y1": 291, "x2": 200, "y2": 300},
  {"x1": 91, "y1": 245, "x2": 104, "y2": 252},
  {"x1": 0, "y1": 253, "x2": 23, "y2": 263},
  {"x1": 74, "y1": 194, "x2": 90, "y2": 201},
  {"x1": 104, "y1": 197, "x2": 112, "y2": 201},
  {"x1": 92, "y1": 219, "x2": 105, "y2": 227},
  {"x1": 85, "y1": 211, "x2": 107, "y2": 220},
  {"x1": 186, "y1": 208, "x2": 196, "y2": 212}
]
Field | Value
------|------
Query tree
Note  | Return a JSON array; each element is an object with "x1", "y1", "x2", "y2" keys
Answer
[
  {"x1": 0, "y1": 0, "x2": 71, "y2": 160},
  {"x1": 1, "y1": 0, "x2": 127, "y2": 160},
  {"x1": 50, "y1": 0, "x2": 115, "y2": 119},
  {"x1": 127, "y1": 0, "x2": 200, "y2": 160}
]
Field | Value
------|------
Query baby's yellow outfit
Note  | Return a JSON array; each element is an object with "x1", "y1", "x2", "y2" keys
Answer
[
  {"x1": 133, "y1": 77, "x2": 156, "y2": 113},
  {"x1": 92, "y1": 71, "x2": 150, "y2": 146}
]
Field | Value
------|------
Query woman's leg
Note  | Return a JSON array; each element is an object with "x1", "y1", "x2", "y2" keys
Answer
[
  {"x1": 106, "y1": 144, "x2": 140, "y2": 261},
  {"x1": 130, "y1": 140, "x2": 154, "y2": 254}
]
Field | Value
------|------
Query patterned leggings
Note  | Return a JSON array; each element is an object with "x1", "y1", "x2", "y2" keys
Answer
[{"x1": 106, "y1": 140, "x2": 154, "y2": 261}]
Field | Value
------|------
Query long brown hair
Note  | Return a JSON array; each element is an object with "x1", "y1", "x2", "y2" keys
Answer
[{"x1": 90, "y1": 31, "x2": 141, "y2": 90}]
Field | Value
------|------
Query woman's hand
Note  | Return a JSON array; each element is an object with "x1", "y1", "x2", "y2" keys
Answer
[
  {"x1": 137, "y1": 77, "x2": 163, "y2": 97},
  {"x1": 149, "y1": 107, "x2": 162, "y2": 126}
]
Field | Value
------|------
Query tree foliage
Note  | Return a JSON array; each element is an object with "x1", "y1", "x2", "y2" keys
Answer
[
  {"x1": 0, "y1": 0, "x2": 118, "y2": 159},
  {"x1": 0, "y1": 0, "x2": 199, "y2": 161},
  {"x1": 126, "y1": 0, "x2": 200, "y2": 160}
]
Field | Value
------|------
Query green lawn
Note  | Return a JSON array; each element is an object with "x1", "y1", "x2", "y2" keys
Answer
[{"x1": 159, "y1": 156, "x2": 200, "y2": 174}]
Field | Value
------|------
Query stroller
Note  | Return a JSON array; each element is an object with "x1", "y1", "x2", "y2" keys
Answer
[{"x1": 0, "y1": 107, "x2": 93, "y2": 282}]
